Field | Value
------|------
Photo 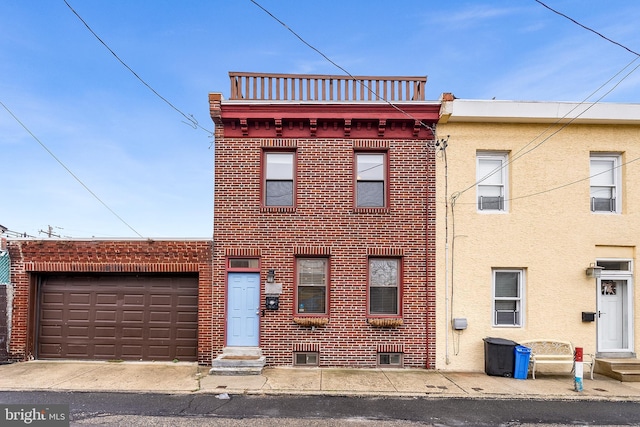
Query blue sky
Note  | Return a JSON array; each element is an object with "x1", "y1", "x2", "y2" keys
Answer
[{"x1": 2, "y1": 1, "x2": 639, "y2": 238}]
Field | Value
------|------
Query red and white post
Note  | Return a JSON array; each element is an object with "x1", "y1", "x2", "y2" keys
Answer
[{"x1": 574, "y1": 347, "x2": 584, "y2": 392}]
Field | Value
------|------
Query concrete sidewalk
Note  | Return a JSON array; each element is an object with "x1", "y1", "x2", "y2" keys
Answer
[{"x1": 1, "y1": 361, "x2": 640, "y2": 401}]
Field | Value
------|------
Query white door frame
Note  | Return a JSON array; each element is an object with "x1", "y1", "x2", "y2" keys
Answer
[{"x1": 596, "y1": 259, "x2": 634, "y2": 356}]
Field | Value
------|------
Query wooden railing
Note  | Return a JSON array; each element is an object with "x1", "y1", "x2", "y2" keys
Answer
[{"x1": 229, "y1": 72, "x2": 426, "y2": 101}]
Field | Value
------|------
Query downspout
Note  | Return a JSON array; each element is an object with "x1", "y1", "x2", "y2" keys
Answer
[{"x1": 441, "y1": 138, "x2": 451, "y2": 365}]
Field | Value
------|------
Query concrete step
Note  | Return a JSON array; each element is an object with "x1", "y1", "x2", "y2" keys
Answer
[
  {"x1": 616, "y1": 371, "x2": 640, "y2": 382},
  {"x1": 209, "y1": 347, "x2": 266, "y2": 376},
  {"x1": 595, "y1": 358, "x2": 640, "y2": 382},
  {"x1": 219, "y1": 347, "x2": 263, "y2": 357}
]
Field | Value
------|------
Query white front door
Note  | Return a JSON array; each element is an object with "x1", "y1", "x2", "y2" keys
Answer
[{"x1": 597, "y1": 277, "x2": 632, "y2": 353}]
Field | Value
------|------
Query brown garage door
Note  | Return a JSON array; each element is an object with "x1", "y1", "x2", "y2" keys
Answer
[{"x1": 38, "y1": 275, "x2": 198, "y2": 361}]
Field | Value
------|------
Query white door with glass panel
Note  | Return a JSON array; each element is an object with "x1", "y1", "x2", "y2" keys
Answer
[
  {"x1": 596, "y1": 260, "x2": 633, "y2": 354},
  {"x1": 597, "y1": 278, "x2": 631, "y2": 352}
]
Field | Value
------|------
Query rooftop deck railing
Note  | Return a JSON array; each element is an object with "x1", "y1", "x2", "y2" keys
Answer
[{"x1": 229, "y1": 72, "x2": 426, "y2": 101}]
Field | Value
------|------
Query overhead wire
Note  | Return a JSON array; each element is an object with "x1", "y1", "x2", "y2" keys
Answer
[
  {"x1": 534, "y1": 0, "x2": 640, "y2": 57},
  {"x1": 509, "y1": 155, "x2": 640, "y2": 203},
  {"x1": 452, "y1": 1, "x2": 640, "y2": 201},
  {"x1": 455, "y1": 55, "x2": 640, "y2": 200},
  {"x1": 248, "y1": 0, "x2": 436, "y2": 136},
  {"x1": 63, "y1": 0, "x2": 213, "y2": 137},
  {"x1": 0, "y1": 100, "x2": 145, "y2": 238}
]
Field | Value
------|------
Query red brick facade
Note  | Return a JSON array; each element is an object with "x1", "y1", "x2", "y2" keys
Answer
[
  {"x1": 7, "y1": 239, "x2": 212, "y2": 364},
  {"x1": 210, "y1": 90, "x2": 439, "y2": 368}
]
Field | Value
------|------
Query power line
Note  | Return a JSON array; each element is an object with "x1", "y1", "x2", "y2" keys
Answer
[
  {"x1": 455, "y1": 55, "x2": 640, "y2": 199},
  {"x1": 453, "y1": 0, "x2": 640, "y2": 199},
  {"x1": 0, "y1": 100, "x2": 144, "y2": 238},
  {"x1": 450, "y1": 155, "x2": 640, "y2": 206},
  {"x1": 248, "y1": 0, "x2": 436, "y2": 137},
  {"x1": 63, "y1": 0, "x2": 213, "y2": 137},
  {"x1": 534, "y1": 0, "x2": 640, "y2": 57}
]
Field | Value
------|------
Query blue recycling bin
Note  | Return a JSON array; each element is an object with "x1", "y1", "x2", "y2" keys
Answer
[{"x1": 513, "y1": 345, "x2": 531, "y2": 379}]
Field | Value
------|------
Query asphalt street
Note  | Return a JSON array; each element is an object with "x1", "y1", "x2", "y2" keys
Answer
[{"x1": 1, "y1": 391, "x2": 640, "y2": 426}]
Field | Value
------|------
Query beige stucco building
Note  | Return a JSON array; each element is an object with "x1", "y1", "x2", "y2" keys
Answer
[{"x1": 435, "y1": 98, "x2": 640, "y2": 372}]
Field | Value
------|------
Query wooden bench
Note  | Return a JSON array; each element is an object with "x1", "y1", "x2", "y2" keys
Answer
[{"x1": 520, "y1": 340, "x2": 594, "y2": 380}]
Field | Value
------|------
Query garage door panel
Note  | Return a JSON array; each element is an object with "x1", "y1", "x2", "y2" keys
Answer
[
  {"x1": 123, "y1": 294, "x2": 145, "y2": 306},
  {"x1": 69, "y1": 310, "x2": 90, "y2": 321},
  {"x1": 69, "y1": 293, "x2": 91, "y2": 305},
  {"x1": 177, "y1": 312, "x2": 197, "y2": 323},
  {"x1": 66, "y1": 344, "x2": 89, "y2": 357},
  {"x1": 150, "y1": 295, "x2": 172, "y2": 306},
  {"x1": 175, "y1": 346, "x2": 197, "y2": 358},
  {"x1": 121, "y1": 345, "x2": 144, "y2": 358},
  {"x1": 122, "y1": 327, "x2": 143, "y2": 338},
  {"x1": 94, "y1": 345, "x2": 116, "y2": 358},
  {"x1": 149, "y1": 311, "x2": 171, "y2": 323},
  {"x1": 96, "y1": 293, "x2": 118, "y2": 305},
  {"x1": 95, "y1": 326, "x2": 116, "y2": 338},
  {"x1": 40, "y1": 325, "x2": 62, "y2": 336},
  {"x1": 41, "y1": 309, "x2": 63, "y2": 320},
  {"x1": 40, "y1": 343, "x2": 61, "y2": 355},
  {"x1": 38, "y1": 275, "x2": 198, "y2": 361},
  {"x1": 176, "y1": 327, "x2": 197, "y2": 339},
  {"x1": 148, "y1": 346, "x2": 170, "y2": 358},
  {"x1": 122, "y1": 311, "x2": 144, "y2": 322},
  {"x1": 67, "y1": 326, "x2": 89, "y2": 338},
  {"x1": 149, "y1": 328, "x2": 170, "y2": 339},
  {"x1": 95, "y1": 310, "x2": 117, "y2": 321},
  {"x1": 42, "y1": 292, "x2": 64, "y2": 304},
  {"x1": 177, "y1": 295, "x2": 197, "y2": 305}
]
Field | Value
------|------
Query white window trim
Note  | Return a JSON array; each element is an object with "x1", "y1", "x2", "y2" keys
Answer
[
  {"x1": 476, "y1": 152, "x2": 509, "y2": 213},
  {"x1": 355, "y1": 152, "x2": 387, "y2": 208},
  {"x1": 492, "y1": 269, "x2": 525, "y2": 328},
  {"x1": 596, "y1": 258, "x2": 633, "y2": 276},
  {"x1": 590, "y1": 153, "x2": 622, "y2": 214}
]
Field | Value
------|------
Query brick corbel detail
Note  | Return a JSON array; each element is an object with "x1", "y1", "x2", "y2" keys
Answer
[
  {"x1": 378, "y1": 119, "x2": 386, "y2": 137},
  {"x1": 275, "y1": 119, "x2": 282, "y2": 137},
  {"x1": 309, "y1": 119, "x2": 317, "y2": 137},
  {"x1": 413, "y1": 120, "x2": 421, "y2": 137},
  {"x1": 24, "y1": 261, "x2": 202, "y2": 273}
]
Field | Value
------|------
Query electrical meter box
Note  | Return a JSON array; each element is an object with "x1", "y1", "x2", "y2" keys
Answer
[{"x1": 452, "y1": 318, "x2": 468, "y2": 330}]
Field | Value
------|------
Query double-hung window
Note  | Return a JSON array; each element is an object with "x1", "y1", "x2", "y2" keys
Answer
[
  {"x1": 369, "y1": 258, "x2": 400, "y2": 315},
  {"x1": 264, "y1": 152, "x2": 295, "y2": 207},
  {"x1": 296, "y1": 258, "x2": 328, "y2": 315},
  {"x1": 477, "y1": 152, "x2": 508, "y2": 212},
  {"x1": 356, "y1": 152, "x2": 386, "y2": 208},
  {"x1": 590, "y1": 154, "x2": 621, "y2": 213},
  {"x1": 492, "y1": 269, "x2": 524, "y2": 327}
]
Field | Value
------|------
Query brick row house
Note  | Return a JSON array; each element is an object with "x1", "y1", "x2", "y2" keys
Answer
[
  {"x1": 209, "y1": 73, "x2": 440, "y2": 368},
  {"x1": 6, "y1": 73, "x2": 638, "y2": 378}
]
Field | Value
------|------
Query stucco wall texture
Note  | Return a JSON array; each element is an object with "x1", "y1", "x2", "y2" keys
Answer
[{"x1": 435, "y1": 122, "x2": 640, "y2": 372}]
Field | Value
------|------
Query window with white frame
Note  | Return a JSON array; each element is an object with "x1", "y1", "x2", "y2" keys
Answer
[
  {"x1": 296, "y1": 258, "x2": 328, "y2": 315},
  {"x1": 590, "y1": 154, "x2": 621, "y2": 213},
  {"x1": 369, "y1": 258, "x2": 400, "y2": 315},
  {"x1": 356, "y1": 152, "x2": 386, "y2": 208},
  {"x1": 492, "y1": 269, "x2": 524, "y2": 327},
  {"x1": 264, "y1": 151, "x2": 295, "y2": 206},
  {"x1": 477, "y1": 152, "x2": 508, "y2": 212}
]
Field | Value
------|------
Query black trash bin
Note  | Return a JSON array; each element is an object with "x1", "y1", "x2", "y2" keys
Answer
[{"x1": 483, "y1": 337, "x2": 517, "y2": 377}]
